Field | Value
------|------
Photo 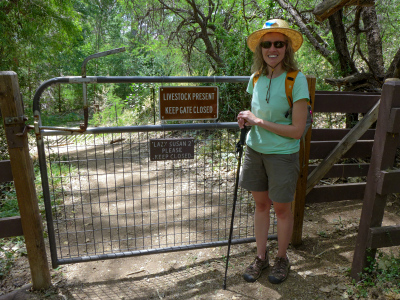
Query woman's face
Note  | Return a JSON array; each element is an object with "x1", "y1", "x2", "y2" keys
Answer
[{"x1": 260, "y1": 32, "x2": 287, "y2": 67}]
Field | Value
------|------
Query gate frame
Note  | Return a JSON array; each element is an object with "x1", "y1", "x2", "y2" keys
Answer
[{"x1": 32, "y1": 75, "x2": 264, "y2": 269}]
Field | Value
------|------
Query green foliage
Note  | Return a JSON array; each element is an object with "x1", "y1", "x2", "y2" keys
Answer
[
  {"x1": 90, "y1": 88, "x2": 133, "y2": 126},
  {"x1": 0, "y1": 119, "x2": 18, "y2": 218},
  {"x1": 217, "y1": 82, "x2": 250, "y2": 122},
  {"x1": 0, "y1": 237, "x2": 26, "y2": 279},
  {"x1": 297, "y1": 42, "x2": 334, "y2": 91},
  {"x1": 41, "y1": 111, "x2": 83, "y2": 127},
  {"x1": 127, "y1": 83, "x2": 157, "y2": 124},
  {"x1": 0, "y1": 0, "x2": 82, "y2": 101},
  {"x1": 0, "y1": 183, "x2": 18, "y2": 218},
  {"x1": 0, "y1": 117, "x2": 8, "y2": 161},
  {"x1": 375, "y1": 0, "x2": 400, "y2": 69},
  {"x1": 350, "y1": 251, "x2": 400, "y2": 298}
]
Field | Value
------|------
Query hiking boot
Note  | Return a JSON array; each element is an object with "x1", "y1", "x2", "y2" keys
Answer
[
  {"x1": 268, "y1": 256, "x2": 290, "y2": 284},
  {"x1": 243, "y1": 254, "x2": 269, "y2": 282}
]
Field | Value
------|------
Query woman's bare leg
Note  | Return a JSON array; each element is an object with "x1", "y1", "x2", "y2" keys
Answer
[
  {"x1": 252, "y1": 191, "x2": 272, "y2": 259},
  {"x1": 272, "y1": 201, "x2": 294, "y2": 258}
]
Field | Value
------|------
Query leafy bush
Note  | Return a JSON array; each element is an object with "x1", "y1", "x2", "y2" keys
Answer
[
  {"x1": 0, "y1": 183, "x2": 18, "y2": 218},
  {"x1": 0, "y1": 117, "x2": 8, "y2": 161},
  {"x1": 90, "y1": 89, "x2": 128, "y2": 127},
  {"x1": 0, "y1": 237, "x2": 26, "y2": 280},
  {"x1": 349, "y1": 250, "x2": 400, "y2": 298},
  {"x1": 41, "y1": 111, "x2": 83, "y2": 127}
]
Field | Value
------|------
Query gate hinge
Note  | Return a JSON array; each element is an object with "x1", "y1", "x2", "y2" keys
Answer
[{"x1": 4, "y1": 115, "x2": 28, "y2": 125}]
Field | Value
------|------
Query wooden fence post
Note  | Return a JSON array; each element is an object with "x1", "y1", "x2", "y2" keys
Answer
[
  {"x1": 291, "y1": 75, "x2": 316, "y2": 246},
  {"x1": 0, "y1": 71, "x2": 51, "y2": 290},
  {"x1": 350, "y1": 79, "x2": 400, "y2": 280}
]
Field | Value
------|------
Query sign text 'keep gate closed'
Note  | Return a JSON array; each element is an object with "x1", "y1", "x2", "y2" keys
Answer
[{"x1": 159, "y1": 86, "x2": 218, "y2": 120}]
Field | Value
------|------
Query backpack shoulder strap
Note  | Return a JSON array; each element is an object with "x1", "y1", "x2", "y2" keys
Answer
[
  {"x1": 285, "y1": 70, "x2": 300, "y2": 108},
  {"x1": 252, "y1": 71, "x2": 261, "y2": 88}
]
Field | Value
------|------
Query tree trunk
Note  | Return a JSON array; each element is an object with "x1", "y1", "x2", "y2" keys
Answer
[
  {"x1": 328, "y1": 10, "x2": 359, "y2": 127},
  {"x1": 361, "y1": 6, "x2": 384, "y2": 77},
  {"x1": 328, "y1": 10, "x2": 358, "y2": 75}
]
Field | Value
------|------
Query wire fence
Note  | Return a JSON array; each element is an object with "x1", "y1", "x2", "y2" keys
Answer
[{"x1": 42, "y1": 124, "x2": 277, "y2": 266}]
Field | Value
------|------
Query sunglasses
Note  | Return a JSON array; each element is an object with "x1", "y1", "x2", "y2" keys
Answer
[{"x1": 260, "y1": 41, "x2": 287, "y2": 49}]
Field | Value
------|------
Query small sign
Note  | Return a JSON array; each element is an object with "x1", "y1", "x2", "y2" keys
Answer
[
  {"x1": 150, "y1": 138, "x2": 195, "y2": 161},
  {"x1": 159, "y1": 86, "x2": 218, "y2": 120}
]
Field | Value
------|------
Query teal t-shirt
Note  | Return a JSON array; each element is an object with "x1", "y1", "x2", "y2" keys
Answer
[{"x1": 246, "y1": 71, "x2": 309, "y2": 154}]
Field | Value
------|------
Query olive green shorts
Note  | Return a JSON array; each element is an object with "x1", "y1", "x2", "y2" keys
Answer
[{"x1": 239, "y1": 146, "x2": 300, "y2": 203}]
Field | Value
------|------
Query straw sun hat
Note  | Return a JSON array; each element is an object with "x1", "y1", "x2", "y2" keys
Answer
[{"x1": 247, "y1": 19, "x2": 303, "y2": 53}]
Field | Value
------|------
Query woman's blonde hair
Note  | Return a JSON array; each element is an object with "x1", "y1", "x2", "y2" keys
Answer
[{"x1": 251, "y1": 34, "x2": 298, "y2": 76}]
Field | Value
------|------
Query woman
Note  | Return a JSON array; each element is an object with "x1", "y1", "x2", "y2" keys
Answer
[{"x1": 237, "y1": 19, "x2": 309, "y2": 284}]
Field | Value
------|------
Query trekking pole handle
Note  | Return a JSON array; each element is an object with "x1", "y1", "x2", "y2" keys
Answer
[{"x1": 240, "y1": 126, "x2": 248, "y2": 146}]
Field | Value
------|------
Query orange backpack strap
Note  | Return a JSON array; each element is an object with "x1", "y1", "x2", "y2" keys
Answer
[
  {"x1": 252, "y1": 71, "x2": 261, "y2": 88},
  {"x1": 285, "y1": 70, "x2": 300, "y2": 108},
  {"x1": 253, "y1": 70, "x2": 301, "y2": 107}
]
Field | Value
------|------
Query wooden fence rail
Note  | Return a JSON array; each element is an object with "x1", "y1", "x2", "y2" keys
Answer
[
  {"x1": 0, "y1": 160, "x2": 13, "y2": 182},
  {"x1": 0, "y1": 160, "x2": 24, "y2": 239}
]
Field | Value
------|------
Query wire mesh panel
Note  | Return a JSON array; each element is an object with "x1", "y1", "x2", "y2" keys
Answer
[
  {"x1": 40, "y1": 124, "x2": 275, "y2": 265},
  {"x1": 41, "y1": 125, "x2": 276, "y2": 266}
]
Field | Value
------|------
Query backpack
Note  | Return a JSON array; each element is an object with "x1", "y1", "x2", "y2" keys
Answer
[{"x1": 252, "y1": 70, "x2": 313, "y2": 140}]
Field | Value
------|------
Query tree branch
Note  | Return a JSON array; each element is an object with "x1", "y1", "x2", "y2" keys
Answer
[
  {"x1": 157, "y1": 0, "x2": 193, "y2": 19},
  {"x1": 157, "y1": 0, "x2": 225, "y2": 71},
  {"x1": 324, "y1": 72, "x2": 376, "y2": 91},
  {"x1": 275, "y1": 0, "x2": 334, "y2": 66},
  {"x1": 313, "y1": 0, "x2": 375, "y2": 22},
  {"x1": 313, "y1": 0, "x2": 353, "y2": 22}
]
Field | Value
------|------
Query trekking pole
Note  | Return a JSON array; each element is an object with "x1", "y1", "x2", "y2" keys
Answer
[{"x1": 223, "y1": 126, "x2": 248, "y2": 290}]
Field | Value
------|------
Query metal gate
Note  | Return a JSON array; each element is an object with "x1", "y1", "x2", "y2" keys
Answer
[{"x1": 33, "y1": 75, "x2": 277, "y2": 268}]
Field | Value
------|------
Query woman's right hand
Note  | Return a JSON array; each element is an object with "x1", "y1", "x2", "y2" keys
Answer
[
  {"x1": 237, "y1": 114, "x2": 246, "y2": 129},
  {"x1": 237, "y1": 110, "x2": 259, "y2": 128}
]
